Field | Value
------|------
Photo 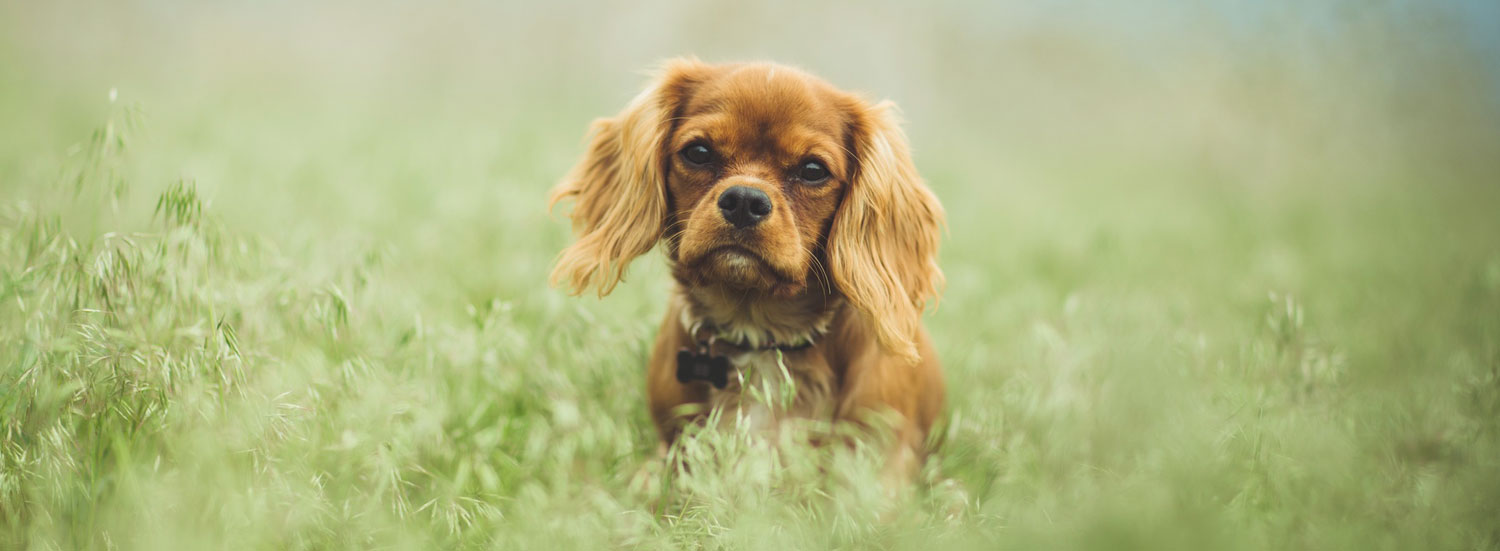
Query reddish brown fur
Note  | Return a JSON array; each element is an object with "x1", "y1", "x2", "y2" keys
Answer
[{"x1": 550, "y1": 58, "x2": 945, "y2": 481}]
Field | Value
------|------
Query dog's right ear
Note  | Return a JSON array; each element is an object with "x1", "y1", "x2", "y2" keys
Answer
[
  {"x1": 827, "y1": 98, "x2": 945, "y2": 364},
  {"x1": 549, "y1": 58, "x2": 712, "y2": 296}
]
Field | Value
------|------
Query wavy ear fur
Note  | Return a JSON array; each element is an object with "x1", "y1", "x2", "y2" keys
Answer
[
  {"x1": 549, "y1": 59, "x2": 707, "y2": 296},
  {"x1": 828, "y1": 100, "x2": 946, "y2": 363}
]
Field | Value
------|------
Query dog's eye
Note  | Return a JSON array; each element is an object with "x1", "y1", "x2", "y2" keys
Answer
[
  {"x1": 797, "y1": 161, "x2": 829, "y2": 184},
  {"x1": 681, "y1": 144, "x2": 714, "y2": 166}
]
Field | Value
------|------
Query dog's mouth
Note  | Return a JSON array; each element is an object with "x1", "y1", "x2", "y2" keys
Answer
[
  {"x1": 702, "y1": 245, "x2": 776, "y2": 274},
  {"x1": 681, "y1": 245, "x2": 800, "y2": 290},
  {"x1": 707, "y1": 245, "x2": 767, "y2": 264}
]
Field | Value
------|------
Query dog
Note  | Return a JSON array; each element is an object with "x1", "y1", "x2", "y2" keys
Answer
[{"x1": 549, "y1": 58, "x2": 945, "y2": 481}]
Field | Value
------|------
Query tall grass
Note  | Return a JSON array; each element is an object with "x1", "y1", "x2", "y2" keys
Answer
[{"x1": 2, "y1": 1, "x2": 1499, "y2": 549}]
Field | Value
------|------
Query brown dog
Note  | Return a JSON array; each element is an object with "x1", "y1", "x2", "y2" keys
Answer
[{"x1": 550, "y1": 58, "x2": 944, "y2": 479}]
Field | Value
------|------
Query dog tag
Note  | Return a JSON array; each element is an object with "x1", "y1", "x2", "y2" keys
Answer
[{"x1": 676, "y1": 348, "x2": 730, "y2": 389}]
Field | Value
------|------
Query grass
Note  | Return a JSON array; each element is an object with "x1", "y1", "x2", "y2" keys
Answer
[{"x1": 2, "y1": 2, "x2": 1500, "y2": 549}]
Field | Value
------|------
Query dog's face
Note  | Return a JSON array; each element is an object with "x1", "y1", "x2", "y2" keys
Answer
[
  {"x1": 666, "y1": 67, "x2": 850, "y2": 296},
  {"x1": 550, "y1": 59, "x2": 943, "y2": 361}
]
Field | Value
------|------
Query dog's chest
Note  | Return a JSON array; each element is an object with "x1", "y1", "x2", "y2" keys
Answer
[{"x1": 708, "y1": 349, "x2": 836, "y2": 432}]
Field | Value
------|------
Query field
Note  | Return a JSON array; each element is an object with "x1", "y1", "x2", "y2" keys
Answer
[{"x1": 2, "y1": 2, "x2": 1499, "y2": 549}]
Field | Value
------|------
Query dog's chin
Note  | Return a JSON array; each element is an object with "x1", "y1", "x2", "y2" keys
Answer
[{"x1": 681, "y1": 247, "x2": 805, "y2": 296}]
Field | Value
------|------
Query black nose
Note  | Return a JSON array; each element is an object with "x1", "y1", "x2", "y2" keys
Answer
[{"x1": 717, "y1": 186, "x2": 773, "y2": 229}]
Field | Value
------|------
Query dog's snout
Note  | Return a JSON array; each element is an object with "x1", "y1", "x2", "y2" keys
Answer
[{"x1": 717, "y1": 186, "x2": 772, "y2": 229}]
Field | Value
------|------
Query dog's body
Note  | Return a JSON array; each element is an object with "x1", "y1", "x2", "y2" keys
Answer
[
  {"x1": 551, "y1": 59, "x2": 945, "y2": 479},
  {"x1": 647, "y1": 290, "x2": 945, "y2": 475}
]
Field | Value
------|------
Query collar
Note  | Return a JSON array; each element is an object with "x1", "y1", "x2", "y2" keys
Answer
[
  {"x1": 674, "y1": 312, "x2": 825, "y2": 388},
  {"x1": 693, "y1": 326, "x2": 816, "y2": 353},
  {"x1": 677, "y1": 302, "x2": 832, "y2": 352},
  {"x1": 681, "y1": 312, "x2": 823, "y2": 354}
]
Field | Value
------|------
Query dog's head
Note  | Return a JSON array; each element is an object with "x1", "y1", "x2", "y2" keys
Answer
[{"x1": 550, "y1": 58, "x2": 943, "y2": 360}]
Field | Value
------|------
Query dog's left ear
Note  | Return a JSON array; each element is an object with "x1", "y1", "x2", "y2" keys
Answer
[
  {"x1": 828, "y1": 99, "x2": 946, "y2": 363},
  {"x1": 549, "y1": 58, "x2": 711, "y2": 296}
]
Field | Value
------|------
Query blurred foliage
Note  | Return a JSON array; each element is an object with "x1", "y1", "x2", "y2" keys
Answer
[{"x1": 1, "y1": 1, "x2": 1498, "y2": 549}]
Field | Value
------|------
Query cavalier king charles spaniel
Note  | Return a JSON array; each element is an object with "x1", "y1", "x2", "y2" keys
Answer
[{"x1": 550, "y1": 58, "x2": 944, "y2": 480}]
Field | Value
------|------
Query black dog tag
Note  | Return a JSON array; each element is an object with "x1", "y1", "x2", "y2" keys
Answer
[{"x1": 676, "y1": 348, "x2": 730, "y2": 389}]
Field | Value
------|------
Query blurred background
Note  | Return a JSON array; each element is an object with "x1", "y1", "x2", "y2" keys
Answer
[
  {"x1": 4, "y1": 0, "x2": 1499, "y2": 240},
  {"x1": 3, "y1": 0, "x2": 1497, "y2": 313},
  {"x1": 1, "y1": 0, "x2": 1498, "y2": 549}
]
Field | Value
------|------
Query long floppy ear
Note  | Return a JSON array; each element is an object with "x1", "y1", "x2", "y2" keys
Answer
[
  {"x1": 828, "y1": 100, "x2": 946, "y2": 363},
  {"x1": 549, "y1": 59, "x2": 708, "y2": 296}
]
